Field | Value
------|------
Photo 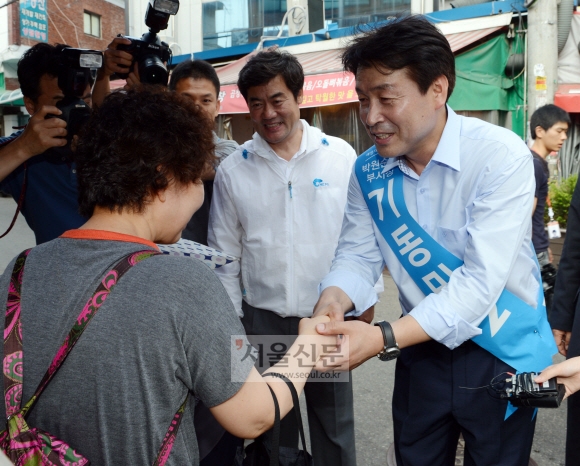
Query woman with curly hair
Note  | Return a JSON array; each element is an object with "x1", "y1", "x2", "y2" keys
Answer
[{"x1": 0, "y1": 87, "x2": 331, "y2": 465}]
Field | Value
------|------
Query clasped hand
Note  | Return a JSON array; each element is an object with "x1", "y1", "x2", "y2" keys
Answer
[{"x1": 310, "y1": 299, "x2": 383, "y2": 372}]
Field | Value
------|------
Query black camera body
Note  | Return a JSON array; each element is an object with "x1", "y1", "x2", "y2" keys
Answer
[
  {"x1": 45, "y1": 47, "x2": 103, "y2": 149},
  {"x1": 115, "y1": 0, "x2": 179, "y2": 86},
  {"x1": 501, "y1": 372, "x2": 565, "y2": 408},
  {"x1": 116, "y1": 33, "x2": 171, "y2": 85}
]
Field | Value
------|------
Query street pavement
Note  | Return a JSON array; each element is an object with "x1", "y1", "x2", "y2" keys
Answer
[
  {"x1": 0, "y1": 197, "x2": 36, "y2": 272},
  {"x1": 0, "y1": 197, "x2": 568, "y2": 465}
]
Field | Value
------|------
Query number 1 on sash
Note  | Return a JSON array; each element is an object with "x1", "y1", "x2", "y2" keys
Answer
[{"x1": 368, "y1": 188, "x2": 385, "y2": 221}]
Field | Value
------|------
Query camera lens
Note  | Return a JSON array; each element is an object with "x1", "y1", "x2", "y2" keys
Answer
[{"x1": 138, "y1": 55, "x2": 168, "y2": 85}]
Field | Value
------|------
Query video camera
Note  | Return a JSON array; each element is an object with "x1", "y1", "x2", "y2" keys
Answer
[
  {"x1": 500, "y1": 372, "x2": 565, "y2": 408},
  {"x1": 116, "y1": 0, "x2": 180, "y2": 85},
  {"x1": 46, "y1": 47, "x2": 103, "y2": 146}
]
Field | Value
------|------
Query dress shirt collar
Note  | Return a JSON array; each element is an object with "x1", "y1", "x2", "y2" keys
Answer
[
  {"x1": 252, "y1": 120, "x2": 309, "y2": 162},
  {"x1": 430, "y1": 105, "x2": 461, "y2": 172}
]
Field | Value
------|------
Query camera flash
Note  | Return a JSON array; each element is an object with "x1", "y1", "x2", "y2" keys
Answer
[
  {"x1": 80, "y1": 53, "x2": 103, "y2": 69},
  {"x1": 152, "y1": 0, "x2": 179, "y2": 15}
]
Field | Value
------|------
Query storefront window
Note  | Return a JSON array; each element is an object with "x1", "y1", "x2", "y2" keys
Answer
[
  {"x1": 325, "y1": 0, "x2": 411, "y2": 27},
  {"x1": 202, "y1": 0, "x2": 411, "y2": 51},
  {"x1": 203, "y1": 1, "x2": 288, "y2": 51}
]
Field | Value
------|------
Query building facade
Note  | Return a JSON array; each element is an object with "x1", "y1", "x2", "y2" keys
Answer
[{"x1": 125, "y1": 0, "x2": 442, "y2": 60}]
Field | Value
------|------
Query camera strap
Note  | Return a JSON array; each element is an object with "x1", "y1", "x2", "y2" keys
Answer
[
  {"x1": 355, "y1": 147, "x2": 557, "y2": 415},
  {"x1": 0, "y1": 132, "x2": 27, "y2": 239},
  {"x1": 0, "y1": 162, "x2": 26, "y2": 239}
]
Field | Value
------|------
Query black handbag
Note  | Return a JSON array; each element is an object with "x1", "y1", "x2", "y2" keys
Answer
[{"x1": 243, "y1": 373, "x2": 312, "y2": 466}]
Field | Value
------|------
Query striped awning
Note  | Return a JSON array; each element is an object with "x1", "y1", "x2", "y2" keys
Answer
[
  {"x1": 217, "y1": 25, "x2": 505, "y2": 114},
  {"x1": 0, "y1": 88, "x2": 24, "y2": 106}
]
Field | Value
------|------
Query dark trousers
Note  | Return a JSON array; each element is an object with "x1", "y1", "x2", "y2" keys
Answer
[
  {"x1": 566, "y1": 391, "x2": 580, "y2": 465},
  {"x1": 241, "y1": 301, "x2": 357, "y2": 466},
  {"x1": 393, "y1": 340, "x2": 536, "y2": 466},
  {"x1": 563, "y1": 303, "x2": 580, "y2": 466}
]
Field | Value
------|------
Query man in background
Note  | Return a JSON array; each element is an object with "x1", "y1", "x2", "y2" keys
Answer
[
  {"x1": 169, "y1": 59, "x2": 238, "y2": 245},
  {"x1": 209, "y1": 50, "x2": 358, "y2": 465},
  {"x1": 529, "y1": 104, "x2": 570, "y2": 267},
  {"x1": 0, "y1": 43, "x2": 89, "y2": 244},
  {"x1": 550, "y1": 145, "x2": 580, "y2": 466}
]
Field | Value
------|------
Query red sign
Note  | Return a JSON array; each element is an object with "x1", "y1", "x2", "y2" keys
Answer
[{"x1": 218, "y1": 71, "x2": 357, "y2": 114}]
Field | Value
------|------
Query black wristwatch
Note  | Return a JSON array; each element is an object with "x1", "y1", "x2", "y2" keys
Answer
[{"x1": 374, "y1": 320, "x2": 400, "y2": 361}]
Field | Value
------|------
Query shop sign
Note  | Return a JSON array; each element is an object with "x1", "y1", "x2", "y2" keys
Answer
[
  {"x1": 20, "y1": 0, "x2": 48, "y2": 43},
  {"x1": 219, "y1": 71, "x2": 358, "y2": 114}
]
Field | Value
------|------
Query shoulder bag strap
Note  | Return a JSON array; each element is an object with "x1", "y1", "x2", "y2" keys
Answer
[
  {"x1": 267, "y1": 384, "x2": 281, "y2": 466},
  {"x1": 3, "y1": 249, "x2": 160, "y2": 418},
  {"x1": 3, "y1": 247, "x2": 191, "y2": 465},
  {"x1": 263, "y1": 372, "x2": 309, "y2": 462},
  {"x1": 153, "y1": 393, "x2": 190, "y2": 466},
  {"x1": 3, "y1": 249, "x2": 32, "y2": 417},
  {"x1": 254, "y1": 375, "x2": 282, "y2": 466}
]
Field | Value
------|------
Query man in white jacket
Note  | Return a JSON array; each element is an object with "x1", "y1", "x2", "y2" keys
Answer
[{"x1": 208, "y1": 50, "x2": 358, "y2": 465}]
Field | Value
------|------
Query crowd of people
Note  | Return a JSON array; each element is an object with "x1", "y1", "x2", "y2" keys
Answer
[{"x1": 0, "y1": 12, "x2": 580, "y2": 466}]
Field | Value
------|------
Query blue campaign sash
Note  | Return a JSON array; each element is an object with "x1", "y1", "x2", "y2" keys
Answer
[{"x1": 355, "y1": 147, "x2": 556, "y2": 380}]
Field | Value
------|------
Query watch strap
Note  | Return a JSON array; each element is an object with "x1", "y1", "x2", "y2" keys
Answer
[{"x1": 375, "y1": 320, "x2": 397, "y2": 350}]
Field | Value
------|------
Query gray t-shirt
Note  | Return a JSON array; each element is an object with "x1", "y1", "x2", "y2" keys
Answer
[{"x1": 0, "y1": 237, "x2": 254, "y2": 465}]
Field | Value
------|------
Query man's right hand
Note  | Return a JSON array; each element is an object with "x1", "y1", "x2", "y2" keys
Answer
[
  {"x1": 100, "y1": 36, "x2": 133, "y2": 79},
  {"x1": 312, "y1": 286, "x2": 354, "y2": 322},
  {"x1": 553, "y1": 329, "x2": 572, "y2": 357},
  {"x1": 17, "y1": 106, "x2": 67, "y2": 157},
  {"x1": 313, "y1": 300, "x2": 346, "y2": 322},
  {"x1": 0, "y1": 105, "x2": 67, "y2": 184}
]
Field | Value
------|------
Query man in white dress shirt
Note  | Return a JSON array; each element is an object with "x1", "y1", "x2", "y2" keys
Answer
[
  {"x1": 209, "y1": 50, "x2": 358, "y2": 465},
  {"x1": 314, "y1": 15, "x2": 555, "y2": 466}
]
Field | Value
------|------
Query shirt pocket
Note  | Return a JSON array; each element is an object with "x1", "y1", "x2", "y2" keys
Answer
[{"x1": 436, "y1": 224, "x2": 469, "y2": 257}]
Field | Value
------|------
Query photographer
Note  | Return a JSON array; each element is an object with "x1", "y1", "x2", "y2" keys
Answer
[
  {"x1": 93, "y1": 0, "x2": 178, "y2": 107},
  {"x1": 0, "y1": 43, "x2": 92, "y2": 244}
]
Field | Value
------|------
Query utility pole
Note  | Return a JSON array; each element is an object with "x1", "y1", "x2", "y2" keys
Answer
[{"x1": 526, "y1": 0, "x2": 559, "y2": 115}]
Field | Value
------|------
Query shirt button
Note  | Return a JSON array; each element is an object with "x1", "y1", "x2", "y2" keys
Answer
[
  {"x1": 420, "y1": 188, "x2": 426, "y2": 194},
  {"x1": 72, "y1": 169, "x2": 76, "y2": 173},
  {"x1": 61, "y1": 157, "x2": 65, "y2": 161},
  {"x1": 422, "y1": 224, "x2": 428, "y2": 229}
]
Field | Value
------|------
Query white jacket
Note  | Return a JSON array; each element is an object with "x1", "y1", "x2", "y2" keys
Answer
[{"x1": 208, "y1": 120, "x2": 357, "y2": 318}]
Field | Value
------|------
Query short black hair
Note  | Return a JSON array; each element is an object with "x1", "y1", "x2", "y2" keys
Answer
[
  {"x1": 17, "y1": 43, "x2": 70, "y2": 101},
  {"x1": 237, "y1": 50, "x2": 304, "y2": 100},
  {"x1": 342, "y1": 14, "x2": 456, "y2": 101},
  {"x1": 530, "y1": 104, "x2": 571, "y2": 139},
  {"x1": 168, "y1": 59, "x2": 220, "y2": 96},
  {"x1": 75, "y1": 87, "x2": 215, "y2": 217}
]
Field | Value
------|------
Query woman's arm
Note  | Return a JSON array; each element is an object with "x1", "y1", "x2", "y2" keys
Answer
[{"x1": 209, "y1": 316, "x2": 336, "y2": 438}]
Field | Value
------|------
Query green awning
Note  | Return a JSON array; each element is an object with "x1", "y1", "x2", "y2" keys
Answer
[{"x1": 449, "y1": 34, "x2": 525, "y2": 138}]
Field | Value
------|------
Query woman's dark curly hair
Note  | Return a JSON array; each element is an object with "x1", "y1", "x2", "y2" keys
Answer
[{"x1": 75, "y1": 86, "x2": 215, "y2": 217}]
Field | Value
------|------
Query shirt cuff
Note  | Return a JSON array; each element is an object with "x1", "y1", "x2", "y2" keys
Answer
[
  {"x1": 409, "y1": 293, "x2": 482, "y2": 349},
  {"x1": 319, "y1": 269, "x2": 377, "y2": 317}
]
